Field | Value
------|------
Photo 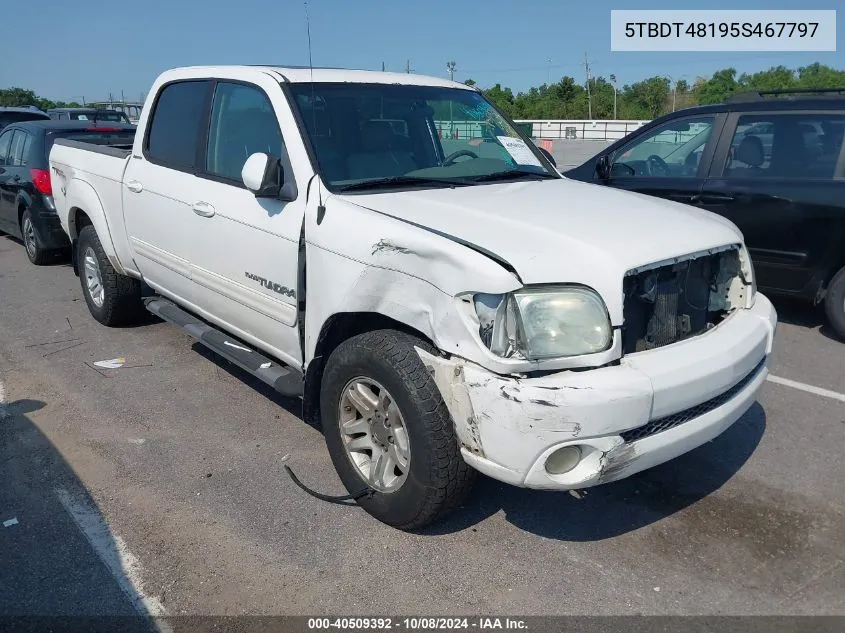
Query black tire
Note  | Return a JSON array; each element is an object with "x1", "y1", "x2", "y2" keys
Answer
[
  {"x1": 21, "y1": 209, "x2": 50, "y2": 265},
  {"x1": 824, "y1": 265, "x2": 845, "y2": 341},
  {"x1": 321, "y1": 330, "x2": 475, "y2": 530},
  {"x1": 77, "y1": 224, "x2": 143, "y2": 326}
]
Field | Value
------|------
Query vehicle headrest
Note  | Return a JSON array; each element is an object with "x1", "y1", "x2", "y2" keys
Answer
[
  {"x1": 360, "y1": 120, "x2": 397, "y2": 151},
  {"x1": 735, "y1": 135, "x2": 764, "y2": 167}
]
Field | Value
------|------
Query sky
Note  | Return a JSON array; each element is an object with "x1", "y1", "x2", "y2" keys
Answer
[{"x1": 2, "y1": 0, "x2": 842, "y2": 103}]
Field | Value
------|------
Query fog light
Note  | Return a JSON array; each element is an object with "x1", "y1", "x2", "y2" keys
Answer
[{"x1": 545, "y1": 445, "x2": 582, "y2": 475}]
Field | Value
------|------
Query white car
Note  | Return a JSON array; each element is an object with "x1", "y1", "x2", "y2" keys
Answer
[{"x1": 48, "y1": 65, "x2": 777, "y2": 530}]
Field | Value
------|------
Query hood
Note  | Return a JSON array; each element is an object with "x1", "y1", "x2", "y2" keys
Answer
[{"x1": 338, "y1": 177, "x2": 743, "y2": 324}]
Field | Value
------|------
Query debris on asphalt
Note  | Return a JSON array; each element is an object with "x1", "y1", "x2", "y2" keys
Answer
[
  {"x1": 42, "y1": 341, "x2": 85, "y2": 358},
  {"x1": 127, "y1": 438, "x2": 146, "y2": 445},
  {"x1": 3, "y1": 517, "x2": 19, "y2": 528},
  {"x1": 83, "y1": 362, "x2": 108, "y2": 378},
  {"x1": 94, "y1": 358, "x2": 126, "y2": 369},
  {"x1": 25, "y1": 337, "x2": 81, "y2": 348},
  {"x1": 654, "y1": 586, "x2": 661, "y2": 592}
]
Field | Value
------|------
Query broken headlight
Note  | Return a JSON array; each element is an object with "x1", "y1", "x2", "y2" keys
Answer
[
  {"x1": 474, "y1": 286, "x2": 612, "y2": 360},
  {"x1": 739, "y1": 245, "x2": 757, "y2": 307}
]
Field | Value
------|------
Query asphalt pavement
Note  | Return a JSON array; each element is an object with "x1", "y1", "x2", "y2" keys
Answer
[{"x1": 1, "y1": 223, "x2": 843, "y2": 617}]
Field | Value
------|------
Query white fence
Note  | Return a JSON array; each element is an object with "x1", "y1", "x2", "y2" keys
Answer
[{"x1": 516, "y1": 119, "x2": 650, "y2": 141}]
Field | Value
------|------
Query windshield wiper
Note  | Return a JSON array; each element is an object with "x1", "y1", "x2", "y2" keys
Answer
[
  {"x1": 471, "y1": 169, "x2": 559, "y2": 183},
  {"x1": 337, "y1": 175, "x2": 475, "y2": 192}
]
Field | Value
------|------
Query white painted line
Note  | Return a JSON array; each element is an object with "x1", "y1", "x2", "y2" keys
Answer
[
  {"x1": 0, "y1": 378, "x2": 8, "y2": 421},
  {"x1": 55, "y1": 488, "x2": 167, "y2": 618},
  {"x1": 3, "y1": 517, "x2": 19, "y2": 527},
  {"x1": 767, "y1": 374, "x2": 845, "y2": 403}
]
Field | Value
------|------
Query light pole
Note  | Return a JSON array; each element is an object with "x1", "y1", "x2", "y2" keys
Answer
[
  {"x1": 610, "y1": 74, "x2": 618, "y2": 119},
  {"x1": 446, "y1": 60, "x2": 456, "y2": 82},
  {"x1": 547, "y1": 58, "x2": 552, "y2": 85}
]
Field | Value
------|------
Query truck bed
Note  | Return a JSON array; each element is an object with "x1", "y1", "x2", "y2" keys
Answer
[{"x1": 53, "y1": 137, "x2": 133, "y2": 158}]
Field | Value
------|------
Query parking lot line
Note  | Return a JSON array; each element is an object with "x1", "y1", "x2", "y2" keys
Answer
[
  {"x1": 55, "y1": 488, "x2": 168, "y2": 619},
  {"x1": 767, "y1": 374, "x2": 845, "y2": 403}
]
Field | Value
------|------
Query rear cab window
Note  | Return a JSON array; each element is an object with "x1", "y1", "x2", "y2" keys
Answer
[{"x1": 144, "y1": 80, "x2": 211, "y2": 171}]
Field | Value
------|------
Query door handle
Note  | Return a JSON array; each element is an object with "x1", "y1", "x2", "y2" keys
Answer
[
  {"x1": 191, "y1": 201, "x2": 215, "y2": 218},
  {"x1": 125, "y1": 180, "x2": 143, "y2": 193}
]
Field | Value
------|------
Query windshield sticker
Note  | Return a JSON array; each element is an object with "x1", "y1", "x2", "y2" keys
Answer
[{"x1": 496, "y1": 136, "x2": 542, "y2": 167}]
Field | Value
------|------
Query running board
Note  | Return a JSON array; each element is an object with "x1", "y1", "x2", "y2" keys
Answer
[{"x1": 145, "y1": 297, "x2": 303, "y2": 397}]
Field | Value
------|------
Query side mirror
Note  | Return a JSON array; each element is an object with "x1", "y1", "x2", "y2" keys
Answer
[
  {"x1": 538, "y1": 146, "x2": 557, "y2": 168},
  {"x1": 242, "y1": 152, "x2": 283, "y2": 197},
  {"x1": 596, "y1": 154, "x2": 611, "y2": 180}
]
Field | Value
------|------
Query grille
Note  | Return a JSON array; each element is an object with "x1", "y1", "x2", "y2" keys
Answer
[
  {"x1": 622, "y1": 249, "x2": 739, "y2": 354},
  {"x1": 620, "y1": 358, "x2": 766, "y2": 443}
]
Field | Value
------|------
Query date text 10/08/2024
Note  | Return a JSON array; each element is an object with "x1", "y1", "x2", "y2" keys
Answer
[{"x1": 307, "y1": 617, "x2": 528, "y2": 630}]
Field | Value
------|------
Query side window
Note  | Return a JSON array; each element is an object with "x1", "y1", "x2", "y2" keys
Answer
[
  {"x1": 725, "y1": 113, "x2": 845, "y2": 180},
  {"x1": 146, "y1": 80, "x2": 210, "y2": 170},
  {"x1": 205, "y1": 81, "x2": 284, "y2": 182},
  {"x1": 610, "y1": 115, "x2": 715, "y2": 178},
  {"x1": 8, "y1": 130, "x2": 29, "y2": 166},
  {"x1": 0, "y1": 130, "x2": 12, "y2": 165}
]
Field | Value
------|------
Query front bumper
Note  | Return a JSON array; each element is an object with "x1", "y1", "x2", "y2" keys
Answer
[{"x1": 420, "y1": 293, "x2": 777, "y2": 490}]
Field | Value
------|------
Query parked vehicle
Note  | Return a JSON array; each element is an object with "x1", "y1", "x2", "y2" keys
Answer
[
  {"x1": 0, "y1": 107, "x2": 50, "y2": 131},
  {"x1": 565, "y1": 88, "x2": 845, "y2": 339},
  {"x1": 49, "y1": 65, "x2": 776, "y2": 529},
  {"x1": 89, "y1": 101, "x2": 143, "y2": 125},
  {"x1": 0, "y1": 120, "x2": 135, "y2": 264},
  {"x1": 47, "y1": 108, "x2": 132, "y2": 124}
]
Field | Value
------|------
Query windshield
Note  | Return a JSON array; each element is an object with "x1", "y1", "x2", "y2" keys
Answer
[
  {"x1": 288, "y1": 83, "x2": 556, "y2": 191},
  {"x1": 71, "y1": 111, "x2": 129, "y2": 123}
]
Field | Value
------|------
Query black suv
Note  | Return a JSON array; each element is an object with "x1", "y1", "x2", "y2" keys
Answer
[
  {"x1": 0, "y1": 120, "x2": 135, "y2": 264},
  {"x1": 565, "y1": 88, "x2": 845, "y2": 339}
]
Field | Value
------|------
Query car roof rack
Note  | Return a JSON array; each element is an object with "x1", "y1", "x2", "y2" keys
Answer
[{"x1": 728, "y1": 87, "x2": 845, "y2": 102}]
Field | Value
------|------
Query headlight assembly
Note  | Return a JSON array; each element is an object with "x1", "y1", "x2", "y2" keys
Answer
[
  {"x1": 473, "y1": 286, "x2": 612, "y2": 360},
  {"x1": 739, "y1": 245, "x2": 757, "y2": 307}
]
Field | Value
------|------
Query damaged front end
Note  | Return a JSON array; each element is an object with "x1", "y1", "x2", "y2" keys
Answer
[{"x1": 621, "y1": 245, "x2": 750, "y2": 354}]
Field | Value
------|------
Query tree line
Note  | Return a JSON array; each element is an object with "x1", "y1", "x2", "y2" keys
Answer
[
  {"x1": 3, "y1": 63, "x2": 844, "y2": 121},
  {"x1": 0, "y1": 87, "x2": 83, "y2": 110},
  {"x1": 468, "y1": 63, "x2": 845, "y2": 120}
]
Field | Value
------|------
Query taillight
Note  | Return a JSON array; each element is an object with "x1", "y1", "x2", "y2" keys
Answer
[{"x1": 31, "y1": 168, "x2": 52, "y2": 195}]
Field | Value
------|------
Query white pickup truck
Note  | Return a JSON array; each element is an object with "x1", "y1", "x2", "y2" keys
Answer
[{"x1": 49, "y1": 65, "x2": 777, "y2": 530}]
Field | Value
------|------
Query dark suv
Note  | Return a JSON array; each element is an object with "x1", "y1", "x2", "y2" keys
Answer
[
  {"x1": 0, "y1": 120, "x2": 135, "y2": 264},
  {"x1": 565, "y1": 88, "x2": 845, "y2": 340}
]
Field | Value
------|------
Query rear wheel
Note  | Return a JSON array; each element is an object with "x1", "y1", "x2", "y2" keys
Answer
[
  {"x1": 824, "y1": 266, "x2": 845, "y2": 341},
  {"x1": 77, "y1": 225, "x2": 143, "y2": 326},
  {"x1": 321, "y1": 329, "x2": 475, "y2": 530},
  {"x1": 21, "y1": 209, "x2": 50, "y2": 265}
]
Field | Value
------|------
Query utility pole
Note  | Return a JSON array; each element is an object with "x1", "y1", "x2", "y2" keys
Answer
[
  {"x1": 381, "y1": 61, "x2": 385, "y2": 72},
  {"x1": 584, "y1": 53, "x2": 592, "y2": 120},
  {"x1": 547, "y1": 58, "x2": 552, "y2": 85},
  {"x1": 610, "y1": 74, "x2": 617, "y2": 120},
  {"x1": 406, "y1": 59, "x2": 411, "y2": 74}
]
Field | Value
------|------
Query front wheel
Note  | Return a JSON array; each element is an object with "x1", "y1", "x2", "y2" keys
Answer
[
  {"x1": 824, "y1": 266, "x2": 845, "y2": 341},
  {"x1": 77, "y1": 225, "x2": 143, "y2": 326},
  {"x1": 321, "y1": 330, "x2": 475, "y2": 530}
]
